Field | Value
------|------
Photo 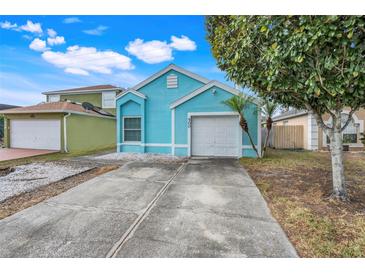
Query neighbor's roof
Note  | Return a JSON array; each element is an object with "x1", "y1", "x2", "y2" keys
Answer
[
  {"x1": 273, "y1": 109, "x2": 308, "y2": 122},
  {"x1": 0, "y1": 104, "x2": 19, "y2": 111},
  {"x1": 43, "y1": 85, "x2": 124, "y2": 95},
  {"x1": 0, "y1": 101, "x2": 115, "y2": 118}
]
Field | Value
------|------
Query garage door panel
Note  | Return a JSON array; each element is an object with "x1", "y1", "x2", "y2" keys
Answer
[
  {"x1": 10, "y1": 119, "x2": 61, "y2": 150},
  {"x1": 191, "y1": 116, "x2": 239, "y2": 157}
]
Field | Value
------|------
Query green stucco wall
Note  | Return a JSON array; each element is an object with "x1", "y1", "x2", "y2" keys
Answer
[
  {"x1": 66, "y1": 114, "x2": 116, "y2": 152},
  {"x1": 59, "y1": 93, "x2": 102, "y2": 107},
  {"x1": 2, "y1": 113, "x2": 65, "y2": 150},
  {"x1": 49, "y1": 93, "x2": 117, "y2": 115},
  {"x1": 3, "y1": 112, "x2": 116, "y2": 153}
]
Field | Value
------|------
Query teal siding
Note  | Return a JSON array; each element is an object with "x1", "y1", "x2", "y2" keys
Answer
[
  {"x1": 121, "y1": 144, "x2": 143, "y2": 153},
  {"x1": 175, "y1": 147, "x2": 188, "y2": 156},
  {"x1": 116, "y1": 93, "x2": 146, "y2": 152},
  {"x1": 175, "y1": 86, "x2": 258, "y2": 149},
  {"x1": 138, "y1": 69, "x2": 205, "y2": 144},
  {"x1": 145, "y1": 146, "x2": 171, "y2": 154},
  {"x1": 116, "y1": 66, "x2": 259, "y2": 158},
  {"x1": 242, "y1": 148, "x2": 257, "y2": 158}
]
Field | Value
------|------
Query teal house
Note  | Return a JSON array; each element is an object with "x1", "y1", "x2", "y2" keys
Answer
[{"x1": 116, "y1": 64, "x2": 261, "y2": 158}]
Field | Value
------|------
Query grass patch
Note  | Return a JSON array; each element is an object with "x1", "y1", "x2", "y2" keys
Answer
[{"x1": 241, "y1": 148, "x2": 365, "y2": 257}]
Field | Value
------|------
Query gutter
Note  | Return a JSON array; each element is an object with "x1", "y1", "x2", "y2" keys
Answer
[{"x1": 63, "y1": 113, "x2": 71, "y2": 153}]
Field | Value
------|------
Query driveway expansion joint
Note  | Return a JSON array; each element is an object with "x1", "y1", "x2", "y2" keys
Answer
[{"x1": 105, "y1": 162, "x2": 187, "y2": 258}]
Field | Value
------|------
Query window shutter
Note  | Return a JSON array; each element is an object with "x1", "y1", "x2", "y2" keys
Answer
[{"x1": 167, "y1": 74, "x2": 178, "y2": 89}]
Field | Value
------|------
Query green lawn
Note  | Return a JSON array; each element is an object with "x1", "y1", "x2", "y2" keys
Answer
[{"x1": 241, "y1": 149, "x2": 365, "y2": 257}]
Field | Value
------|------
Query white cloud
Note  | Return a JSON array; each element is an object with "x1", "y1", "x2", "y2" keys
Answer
[
  {"x1": 83, "y1": 25, "x2": 108, "y2": 36},
  {"x1": 63, "y1": 17, "x2": 82, "y2": 24},
  {"x1": 125, "y1": 35, "x2": 197, "y2": 64},
  {"x1": 47, "y1": 36, "x2": 66, "y2": 46},
  {"x1": 47, "y1": 28, "x2": 57, "y2": 37},
  {"x1": 113, "y1": 72, "x2": 146, "y2": 86},
  {"x1": 0, "y1": 21, "x2": 18, "y2": 30},
  {"x1": 29, "y1": 38, "x2": 48, "y2": 52},
  {"x1": 170, "y1": 35, "x2": 197, "y2": 51},
  {"x1": 125, "y1": 39, "x2": 173, "y2": 64},
  {"x1": 0, "y1": 72, "x2": 46, "y2": 105},
  {"x1": 64, "y1": 67, "x2": 89, "y2": 76},
  {"x1": 19, "y1": 20, "x2": 42, "y2": 34},
  {"x1": 42, "y1": 45, "x2": 134, "y2": 76},
  {"x1": 22, "y1": 34, "x2": 33, "y2": 40}
]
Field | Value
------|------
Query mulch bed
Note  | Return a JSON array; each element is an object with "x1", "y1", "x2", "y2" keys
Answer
[{"x1": 0, "y1": 165, "x2": 119, "y2": 220}]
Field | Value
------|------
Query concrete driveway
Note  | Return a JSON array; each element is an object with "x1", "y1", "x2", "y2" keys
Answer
[{"x1": 0, "y1": 159, "x2": 297, "y2": 257}]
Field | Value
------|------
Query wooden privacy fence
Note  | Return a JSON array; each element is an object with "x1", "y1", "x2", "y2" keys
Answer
[{"x1": 272, "y1": 125, "x2": 304, "y2": 149}]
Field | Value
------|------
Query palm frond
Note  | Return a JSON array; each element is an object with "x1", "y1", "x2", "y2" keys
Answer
[
  {"x1": 222, "y1": 93, "x2": 253, "y2": 114},
  {"x1": 261, "y1": 99, "x2": 280, "y2": 118}
]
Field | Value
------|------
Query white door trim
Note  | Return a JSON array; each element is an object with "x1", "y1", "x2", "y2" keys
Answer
[
  {"x1": 187, "y1": 112, "x2": 242, "y2": 158},
  {"x1": 171, "y1": 108, "x2": 175, "y2": 155}
]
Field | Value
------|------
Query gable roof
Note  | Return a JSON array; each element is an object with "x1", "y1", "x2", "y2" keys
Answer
[
  {"x1": 116, "y1": 89, "x2": 147, "y2": 100},
  {"x1": 132, "y1": 63, "x2": 210, "y2": 91},
  {"x1": 43, "y1": 85, "x2": 123, "y2": 95},
  {"x1": 170, "y1": 80, "x2": 259, "y2": 109},
  {"x1": 0, "y1": 104, "x2": 19, "y2": 111},
  {"x1": 0, "y1": 101, "x2": 115, "y2": 119}
]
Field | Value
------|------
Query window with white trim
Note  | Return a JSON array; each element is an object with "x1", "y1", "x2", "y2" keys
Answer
[
  {"x1": 123, "y1": 117, "x2": 141, "y2": 142},
  {"x1": 102, "y1": 91, "x2": 116, "y2": 108},
  {"x1": 342, "y1": 114, "x2": 358, "y2": 143},
  {"x1": 48, "y1": 95, "x2": 60, "y2": 102},
  {"x1": 167, "y1": 74, "x2": 178, "y2": 88}
]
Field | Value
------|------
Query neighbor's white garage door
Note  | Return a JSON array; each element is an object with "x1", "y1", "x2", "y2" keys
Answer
[
  {"x1": 191, "y1": 115, "x2": 239, "y2": 157},
  {"x1": 10, "y1": 119, "x2": 61, "y2": 150}
]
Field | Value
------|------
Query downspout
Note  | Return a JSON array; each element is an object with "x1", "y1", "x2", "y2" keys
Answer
[{"x1": 63, "y1": 113, "x2": 71, "y2": 153}]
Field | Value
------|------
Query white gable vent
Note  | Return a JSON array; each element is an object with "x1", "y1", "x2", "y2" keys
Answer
[{"x1": 167, "y1": 74, "x2": 178, "y2": 89}]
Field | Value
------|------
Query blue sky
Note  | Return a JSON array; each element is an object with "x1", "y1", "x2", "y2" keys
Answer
[{"x1": 0, "y1": 15, "x2": 232, "y2": 106}]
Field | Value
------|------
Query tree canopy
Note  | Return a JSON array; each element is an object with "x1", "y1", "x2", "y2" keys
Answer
[
  {"x1": 206, "y1": 16, "x2": 365, "y2": 124},
  {"x1": 206, "y1": 16, "x2": 365, "y2": 199}
]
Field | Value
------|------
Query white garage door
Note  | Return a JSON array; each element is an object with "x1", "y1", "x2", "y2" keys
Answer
[
  {"x1": 191, "y1": 115, "x2": 239, "y2": 157},
  {"x1": 10, "y1": 119, "x2": 61, "y2": 150}
]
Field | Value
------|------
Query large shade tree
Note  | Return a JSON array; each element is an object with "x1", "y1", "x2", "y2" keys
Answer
[{"x1": 206, "y1": 16, "x2": 365, "y2": 200}]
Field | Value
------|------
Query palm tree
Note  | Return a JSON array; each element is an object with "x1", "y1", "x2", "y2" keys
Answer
[
  {"x1": 223, "y1": 94, "x2": 260, "y2": 158},
  {"x1": 261, "y1": 100, "x2": 279, "y2": 157}
]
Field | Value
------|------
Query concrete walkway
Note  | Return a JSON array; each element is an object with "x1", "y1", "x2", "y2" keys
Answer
[{"x1": 0, "y1": 159, "x2": 297, "y2": 257}]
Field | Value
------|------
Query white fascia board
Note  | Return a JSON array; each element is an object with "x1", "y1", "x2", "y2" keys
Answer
[
  {"x1": 116, "y1": 89, "x2": 147, "y2": 100},
  {"x1": 170, "y1": 81, "x2": 258, "y2": 109},
  {"x1": 132, "y1": 64, "x2": 210, "y2": 91},
  {"x1": 42, "y1": 88, "x2": 123, "y2": 95},
  {"x1": 272, "y1": 111, "x2": 308, "y2": 122}
]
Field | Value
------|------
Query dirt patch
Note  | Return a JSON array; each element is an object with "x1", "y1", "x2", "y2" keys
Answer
[
  {"x1": 0, "y1": 165, "x2": 119, "y2": 220},
  {"x1": 241, "y1": 149, "x2": 365, "y2": 257}
]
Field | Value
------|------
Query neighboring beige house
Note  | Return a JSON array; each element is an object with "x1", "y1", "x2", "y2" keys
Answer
[{"x1": 273, "y1": 108, "x2": 365, "y2": 151}]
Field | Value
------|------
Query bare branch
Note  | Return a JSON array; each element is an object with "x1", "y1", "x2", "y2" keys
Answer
[
  {"x1": 340, "y1": 108, "x2": 357, "y2": 132},
  {"x1": 305, "y1": 103, "x2": 333, "y2": 135}
]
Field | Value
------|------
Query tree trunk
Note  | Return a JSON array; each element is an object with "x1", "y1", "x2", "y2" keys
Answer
[
  {"x1": 329, "y1": 113, "x2": 347, "y2": 200},
  {"x1": 262, "y1": 117, "x2": 273, "y2": 157},
  {"x1": 238, "y1": 113, "x2": 260, "y2": 158}
]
